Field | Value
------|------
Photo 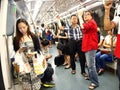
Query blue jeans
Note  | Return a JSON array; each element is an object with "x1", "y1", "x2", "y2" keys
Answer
[
  {"x1": 96, "y1": 51, "x2": 112, "y2": 70},
  {"x1": 85, "y1": 50, "x2": 99, "y2": 86}
]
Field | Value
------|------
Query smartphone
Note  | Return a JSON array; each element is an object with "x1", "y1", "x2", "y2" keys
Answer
[{"x1": 21, "y1": 43, "x2": 27, "y2": 48}]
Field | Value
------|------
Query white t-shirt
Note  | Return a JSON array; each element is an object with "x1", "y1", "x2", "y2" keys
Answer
[
  {"x1": 39, "y1": 27, "x2": 46, "y2": 38},
  {"x1": 104, "y1": 35, "x2": 112, "y2": 45},
  {"x1": 112, "y1": 16, "x2": 120, "y2": 34},
  {"x1": 100, "y1": 35, "x2": 104, "y2": 41},
  {"x1": 104, "y1": 35, "x2": 117, "y2": 45}
]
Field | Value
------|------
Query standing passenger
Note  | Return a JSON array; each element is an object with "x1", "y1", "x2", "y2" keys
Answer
[
  {"x1": 46, "y1": 25, "x2": 52, "y2": 48},
  {"x1": 40, "y1": 23, "x2": 49, "y2": 53},
  {"x1": 104, "y1": 0, "x2": 120, "y2": 89},
  {"x1": 13, "y1": 18, "x2": 41, "y2": 90},
  {"x1": 56, "y1": 15, "x2": 87, "y2": 78},
  {"x1": 78, "y1": 10, "x2": 99, "y2": 89}
]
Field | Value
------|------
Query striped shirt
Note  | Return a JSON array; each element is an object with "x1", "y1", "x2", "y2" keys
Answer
[{"x1": 68, "y1": 25, "x2": 83, "y2": 40}]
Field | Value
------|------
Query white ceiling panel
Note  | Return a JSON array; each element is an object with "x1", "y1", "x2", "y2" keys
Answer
[{"x1": 15, "y1": 0, "x2": 102, "y2": 24}]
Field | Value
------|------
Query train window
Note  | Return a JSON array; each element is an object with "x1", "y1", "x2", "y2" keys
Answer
[{"x1": 6, "y1": 1, "x2": 16, "y2": 36}]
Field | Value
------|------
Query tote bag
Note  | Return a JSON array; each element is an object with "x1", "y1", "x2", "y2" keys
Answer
[
  {"x1": 33, "y1": 52, "x2": 47, "y2": 75},
  {"x1": 14, "y1": 51, "x2": 31, "y2": 74}
]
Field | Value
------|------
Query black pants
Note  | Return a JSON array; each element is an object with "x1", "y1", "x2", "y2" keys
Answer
[
  {"x1": 68, "y1": 39, "x2": 86, "y2": 74},
  {"x1": 41, "y1": 63, "x2": 54, "y2": 83},
  {"x1": 117, "y1": 59, "x2": 120, "y2": 90}
]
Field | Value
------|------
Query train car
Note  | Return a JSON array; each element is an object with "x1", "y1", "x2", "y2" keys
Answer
[{"x1": 0, "y1": 0, "x2": 120, "y2": 90}]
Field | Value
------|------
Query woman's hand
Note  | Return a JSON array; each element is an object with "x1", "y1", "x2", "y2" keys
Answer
[
  {"x1": 58, "y1": 35, "x2": 62, "y2": 38},
  {"x1": 53, "y1": 35, "x2": 58, "y2": 38},
  {"x1": 26, "y1": 52, "x2": 36, "y2": 58},
  {"x1": 18, "y1": 47, "x2": 26, "y2": 53},
  {"x1": 78, "y1": 10, "x2": 84, "y2": 29},
  {"x1": 78, "y1": 10, "x2": 84, "y2": 17}
]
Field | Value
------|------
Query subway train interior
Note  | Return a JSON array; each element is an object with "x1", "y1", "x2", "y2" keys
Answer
[{"x1": 0, "y1": 0, "x2": 120, "y2": 90}]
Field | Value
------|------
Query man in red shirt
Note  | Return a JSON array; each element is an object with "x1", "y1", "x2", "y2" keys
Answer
[{"x1": 104, "y1": 0, "x2": 120, "y2": 90}]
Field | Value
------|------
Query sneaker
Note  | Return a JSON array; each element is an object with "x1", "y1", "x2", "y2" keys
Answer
[{"x1": 42, "y1": 81, "x2": 55, "y2": 88}]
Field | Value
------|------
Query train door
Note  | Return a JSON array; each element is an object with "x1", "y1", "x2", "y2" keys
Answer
[
  {"x1": 0, "y1": 0, "x2": 5, "y2": 90},
  {"x1": 0, "y1": 0, "x2": 16, "y2": 90}
]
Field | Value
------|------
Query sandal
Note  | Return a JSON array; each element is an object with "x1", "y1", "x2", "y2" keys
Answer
[
  {"x1": 82, "y1": 73, "x2": 88, "y2": 77},
  {"x1": 98, "y1": 69, "x2": 104, "y2": 75},
  {"x1": 65, "y1": 65, "x2": 71, "y2": 69},
  {"x1": 84, "y1": 76, "x2": 89, "y2": 80},
  {"x1": 71, "y1": 70, "x2": 76, "y2": 74},
  {"x1": 62, "y1": 63, "x2": 68, "y2": 66},
  {"x1": 82, "y1": 73, "x2": 89, "y2": 80},
  {"x1": 89, "y1": 83, "x2": 98, "y2": 90}
]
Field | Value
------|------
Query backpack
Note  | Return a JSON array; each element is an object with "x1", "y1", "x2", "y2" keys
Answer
[{"x1": 42, "y1": 29, "x2": 47, "y2": 39}]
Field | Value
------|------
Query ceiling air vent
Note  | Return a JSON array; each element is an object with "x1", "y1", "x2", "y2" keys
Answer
[{"x1": 14, "y1": 0, "x2": 21, "y2": 2}]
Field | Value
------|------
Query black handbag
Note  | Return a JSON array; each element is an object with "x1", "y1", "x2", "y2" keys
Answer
[
  {"x1": 57, "y1": 43, "x2": 65, "y2": 51},
  {"x1": 54, "y1": 55, "x2": 64, "y2": 66}
]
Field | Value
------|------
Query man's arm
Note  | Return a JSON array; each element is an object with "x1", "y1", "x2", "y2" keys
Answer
[{"x1": 104, "y1": 0, "x2": 116, "y2": 30}]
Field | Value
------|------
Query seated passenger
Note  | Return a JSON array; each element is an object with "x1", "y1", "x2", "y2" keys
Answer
[
  {"x1": 41, "y1": 63, "x2": 55, "y2": 87},
  {"x1": 97, "y1": 27, "x2": 104, "y2": 49},
  {"x1": 96, "y1": 30, "x2": 116, "y2": 75},
  {"x1": 41, "y1": 52, "x2": 55, "y2": 87}
]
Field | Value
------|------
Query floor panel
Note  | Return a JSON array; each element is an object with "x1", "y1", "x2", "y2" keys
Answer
[{"x1": 14, "y1": 45, "x2": 119, "y2": 90}]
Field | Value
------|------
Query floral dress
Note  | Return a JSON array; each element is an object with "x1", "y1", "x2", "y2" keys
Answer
[{"x1": 20, "y1": 41, "x2": 41, "y2": 90}]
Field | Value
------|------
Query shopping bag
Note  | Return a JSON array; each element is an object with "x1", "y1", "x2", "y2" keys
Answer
[
  {"x1": 33, "y1": 52, "x2": 47, "y2": 75},
  {"x1": 14, "y1": 51, "x2": 31, "y2": 74}
]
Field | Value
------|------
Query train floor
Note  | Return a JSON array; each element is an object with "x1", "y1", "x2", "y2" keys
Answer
[{"x1": 13, "y1": 44, "x2": 119, "y2": 90}]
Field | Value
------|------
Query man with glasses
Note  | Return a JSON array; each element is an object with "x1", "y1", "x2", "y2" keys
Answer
[{"x1": 56, "y1": 15, "x2": 87, "y2": 78}]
